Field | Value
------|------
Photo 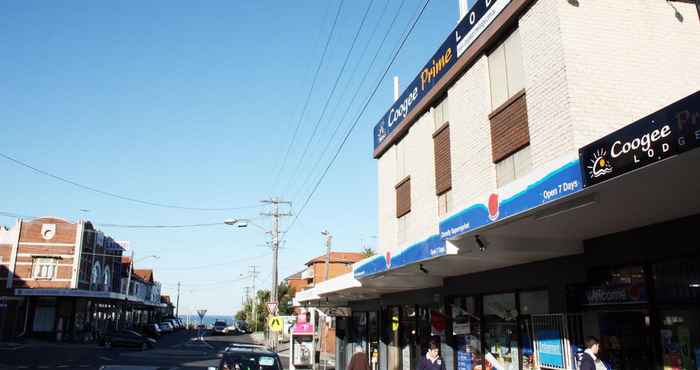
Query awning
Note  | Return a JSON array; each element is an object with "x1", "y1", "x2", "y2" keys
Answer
[{"x1": 14, "y1": 288, "x2": 125, "y2": 300}]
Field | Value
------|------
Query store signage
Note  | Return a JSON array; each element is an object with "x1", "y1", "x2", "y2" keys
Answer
[
  {"x1": 439, "y1": 159, "x2": 583, "y2": 240},
  {"x1": 580, "y1": 90, "x2": 700, "y2": 187},
  {"x1": 14, "y1": 288, "x2": 124, "y2": 300},
  {"x1": 535, "y1": 329, "x2": 564, "y2": 368},
  {"x1": 581, "y1": 284, "x2": 647, "y2": 306},
  {"x1": 373, "y1": 0, "x2": 513, "y2": 152},
  {"x1": 354, "y1": 234, "x2": 446, "y2": 278}
]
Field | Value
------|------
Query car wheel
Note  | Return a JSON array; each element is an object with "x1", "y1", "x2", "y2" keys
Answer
[{"x1": 105, "y1": 340, "x2": 112, "y2": 349}]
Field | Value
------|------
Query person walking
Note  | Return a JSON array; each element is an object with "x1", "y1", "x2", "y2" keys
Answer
[
  {"x1": 417, "y1": 340, "x2": 446, "y2": 370},
  {"x1": 347, "y1": 345, "x2": 370, "y2": 370},
  {"x1": 579, "y1": 336, "x2": 607, "y2": 370}
]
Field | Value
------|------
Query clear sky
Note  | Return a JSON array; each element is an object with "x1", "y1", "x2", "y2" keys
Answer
[{"x1": 1, "y1": 0, "x2": 463, "y2": 314}]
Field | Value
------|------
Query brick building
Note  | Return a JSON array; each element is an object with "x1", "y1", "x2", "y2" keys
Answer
[
  {"x1": 0, "y1": 217, "x2": 164, "y2": 341},
  {"x1": 296, "y1": 1, "x2": 700, "y2": 369}
]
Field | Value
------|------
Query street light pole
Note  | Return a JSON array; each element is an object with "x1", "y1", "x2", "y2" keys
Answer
[{"x1": 321, "y1": 230, "x2": 332, "y2": 281}]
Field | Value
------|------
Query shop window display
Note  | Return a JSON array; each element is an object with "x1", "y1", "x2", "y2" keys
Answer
[
  {"x1": 451, "y1": 296, "x2": 482, "y2": 370},
  {"x1": 483, "y1": 293, "x2": 519, "y2": 370},
  {"x1": 655, "y1": 257, "x2": 700, "y2": 370}
]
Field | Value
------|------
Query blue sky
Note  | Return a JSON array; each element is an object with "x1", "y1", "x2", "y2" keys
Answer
[{"x1": 1, "y1": 0, "x2": 464, "y2": 314}]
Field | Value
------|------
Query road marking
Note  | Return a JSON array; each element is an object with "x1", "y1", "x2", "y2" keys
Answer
[{"x1": 99, "y1": 356, "x2": 112, "y2": 361}]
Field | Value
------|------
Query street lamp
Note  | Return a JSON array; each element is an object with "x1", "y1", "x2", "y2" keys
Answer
[{"x1": 321, "y1": 230, "x2": 332, "y2": 281}]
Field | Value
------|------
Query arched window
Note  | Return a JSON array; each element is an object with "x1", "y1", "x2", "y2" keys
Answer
[
  {"x1": 91, "y1": 261, "x2": 102, "y2": 288},
  {"x1": 103, "y1": 266, "x2": 111, "y2": 291}
]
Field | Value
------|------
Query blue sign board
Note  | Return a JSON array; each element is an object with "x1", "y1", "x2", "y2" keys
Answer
[
  {"x1": 439, "y1": 160, "x2": 583, "y2": 240},
  {"x1": 535, "y1": 329, "x2": 564, "y2": 368},
  {"x1": 373, "y1": 0, "x2": 514, "y2": 152},
  {"x1": 579, "y1": 90, "x2": 700, "y2": 187},
  {"x1": 354, "y1": 235, "x2": 445, "y2": 278}
]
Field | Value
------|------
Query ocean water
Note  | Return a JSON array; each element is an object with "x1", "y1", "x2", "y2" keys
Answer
[{"x1": 179, "y1": 314, "x2": 235, "y2": 326}]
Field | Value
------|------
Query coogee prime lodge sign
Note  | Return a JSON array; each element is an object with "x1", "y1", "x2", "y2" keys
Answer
[
  {"x1": 580, "y1": 90, "x2": 700, "y2": 187},
  {"x1": 373, "y1": 0, "x2": 513, "y2": 152}
]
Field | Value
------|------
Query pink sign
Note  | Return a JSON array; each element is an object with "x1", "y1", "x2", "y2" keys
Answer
[{"x1": 293, "y1": 322, "x2": 314, "y2": 335}]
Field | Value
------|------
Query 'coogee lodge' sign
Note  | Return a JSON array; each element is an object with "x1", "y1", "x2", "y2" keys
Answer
[
  {"x1": 373, "y1": 0, "x2": 513, "y2": 152},
  {"x1": 580, "y1": 90, "x2": 700, "y2": 187}
]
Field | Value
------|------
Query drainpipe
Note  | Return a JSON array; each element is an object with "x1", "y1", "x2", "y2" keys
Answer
[{"x1": 18, "y1": 298, "x2": 30, "y2": 337}]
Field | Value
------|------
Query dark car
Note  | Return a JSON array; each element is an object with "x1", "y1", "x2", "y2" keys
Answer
[
  {"x1": 101, "y1": 329, "x2": 156, "y2": 350},
  {"x1": 143, "y1": 323, "x2": 162, "y2": 338},
  {"x1": 216, "y1": 346, "x2": 282, "y2": 370},
  {"x1": 234, "y1": 320, "x2": 250, "y2": 334},
  {"x1": 213, "y1": 320, "x2": 228, "y2": 335}
]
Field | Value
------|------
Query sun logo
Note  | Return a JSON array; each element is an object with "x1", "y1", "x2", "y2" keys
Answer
[
  {"x1": 587, "y1": 149, "x2": 613, "y2": 178},
  {"x1": 377, "y1": 123, "x2": 387, "y2": 143}
]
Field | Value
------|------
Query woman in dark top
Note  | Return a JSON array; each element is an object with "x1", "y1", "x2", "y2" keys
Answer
[{"x1": 417, "y1": 340, "x2": 446, "y2": 370}]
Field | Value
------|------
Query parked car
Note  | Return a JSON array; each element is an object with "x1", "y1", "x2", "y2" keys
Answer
[
  {"x1": 101, "y1": 329, "x2": 156, "y2": 350},
  {"x1": 143, "y1": 323, "x2": 162, "y2": 338},
  {"x1": 216, "y1": 346, "x2": 282, "y2": 370},
  {"x1": 159, "y1": 322, "x2": 174, "y2": 333},
  {"x1": 212, "y1": 320, "x2": 228, "y2": 335}
]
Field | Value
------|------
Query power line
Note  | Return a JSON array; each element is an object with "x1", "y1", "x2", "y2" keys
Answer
[
  {"x1": 290, "y1": 0, "x2": 408, "y2": 203},
  {"x1": 0, "y1": 151, "x2": 262, "y2": 212},
  {"x1": 270, "y1": 0, "x2": 336, "y2": 194},
  {"x1": 286, "y1": 0, "x2": 434, "y2": 234},
  {"x1": 0, "y1": 210, "x2": 262, "y2": 230},
  {"x1": 282, "y1": 0, "x2": 366, "y2": 196},
  {"x1": 157, "y1": 253, "x2": 269, "y2": 271}
]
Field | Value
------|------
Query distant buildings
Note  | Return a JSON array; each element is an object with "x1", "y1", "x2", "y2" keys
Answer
[{"x1": 0, "y1": 216, "x2": 169, "y2": 341}]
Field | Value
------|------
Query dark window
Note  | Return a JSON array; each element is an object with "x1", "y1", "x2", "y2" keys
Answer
[
  {"x1": 433, "y1": 123, "x2": 452, "y2": 195},
  {"x1": 395, "y1": 176, "x2": 411, "y2": 218}
]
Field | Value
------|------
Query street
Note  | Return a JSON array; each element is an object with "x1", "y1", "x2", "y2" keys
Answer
[{"x1": 0, "y1": 331, "x2": 289, "y2": 370}]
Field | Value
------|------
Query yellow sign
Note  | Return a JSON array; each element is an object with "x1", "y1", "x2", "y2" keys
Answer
[
  {"x1": 269, "y1": 316, "x2": 283, "y2": 332},
  {"x1": 392, "y1": 315, "x2": 399, "y2": 332}
]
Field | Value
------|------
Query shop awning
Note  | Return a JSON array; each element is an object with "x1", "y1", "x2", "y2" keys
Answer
[
  {"x1": 293, "y1": 287, "x2": 321, "y2": 306},
  {"x1": 14, "y1": 288, "x2": 125, "y2": 300}
]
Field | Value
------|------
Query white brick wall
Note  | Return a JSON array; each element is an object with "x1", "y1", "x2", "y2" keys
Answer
[
  {"x1": 558, "y1": 0, "x2": 700, "y2": 149},
  {"x1": 519, "y1": 0, "x2": 577, "y2": 168},
  {"x1": 375, "y1": 0, "x2": 700, "y2": 255},
  {"x1": 448, "y1": 56, "x2": 498, "y2": 211}
]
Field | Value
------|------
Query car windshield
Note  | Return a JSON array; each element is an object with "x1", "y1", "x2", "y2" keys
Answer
[{"x1": 223, "y1": 353, "x2": 279, "y2": 370}]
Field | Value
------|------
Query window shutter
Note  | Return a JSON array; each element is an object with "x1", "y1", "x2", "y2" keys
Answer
[
  {"x1": 395, "y1": 176, "x2": 411, "y2": 218},
  {"x1": 433, "y1": 123, "x2": 452, "y2": 195}
]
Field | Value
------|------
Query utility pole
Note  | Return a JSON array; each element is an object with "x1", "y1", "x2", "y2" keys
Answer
[
  {"x1": 175, "y1": 281, "x2": 181, "y2": 318},
  {"x1": 261, "y1": 197, "x2": 291, "y2": 351},
  {"x1": 322, "y1": 230, "x2": 332, "y2": 281},
  {"x1": 123, "y1": 250, "x2": 134, "y2": 328},
  {"x1": 249, "y1": 265, "x2": 259, "y2": 332}
]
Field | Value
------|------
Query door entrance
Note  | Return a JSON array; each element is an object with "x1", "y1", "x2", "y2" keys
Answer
[{"x1": 597, "y1": 311, "x2": 653, "y2": 370}]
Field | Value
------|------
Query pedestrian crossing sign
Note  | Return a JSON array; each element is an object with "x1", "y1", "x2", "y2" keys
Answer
[{"x1": 269, "y1": 316, "x2": 283, "y2": 332}]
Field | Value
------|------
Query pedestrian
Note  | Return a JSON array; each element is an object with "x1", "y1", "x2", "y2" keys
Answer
[
  {"x1": 417, "y1": 340, "x2": 446, "y2": 370},
  {"x1": 579, "y1": 336, "x2": 607, "y2": 370},
  {"x1": 347, "y1": 345, "x2": 370, "y2": 370}
]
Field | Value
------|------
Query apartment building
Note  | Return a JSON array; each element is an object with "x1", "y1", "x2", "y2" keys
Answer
[
  {"x1": 0, "y1": 217, "x2": 164, "y2": 341},
  {"x1": 297, "y1": 1, "x2": 700, "y2": 369}
]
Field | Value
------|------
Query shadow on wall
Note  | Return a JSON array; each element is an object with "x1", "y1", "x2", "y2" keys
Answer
[{"x1": 0, "y1": 264, "x2": 28, "y2": 340}]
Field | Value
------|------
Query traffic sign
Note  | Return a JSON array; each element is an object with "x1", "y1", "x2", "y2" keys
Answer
[
  {"x1": 269, "y1": 316, "x2": 283, "y2": 332},
  {"x1": 266, "y1": 302, "x2": 278, "y2": 315}
]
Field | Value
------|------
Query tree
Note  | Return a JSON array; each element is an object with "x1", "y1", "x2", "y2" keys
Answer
[
  {"x1": 232, "y1": 282, "x2": 296, "y2": 332},
  {"x1": 361, "y1": 247, "x2": 376, "y2": 258}
]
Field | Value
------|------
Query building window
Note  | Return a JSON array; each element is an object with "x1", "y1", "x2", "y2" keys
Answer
[
  {"x1": 32, "y1": 257, "x2": 58, "y2": 279},
  {"x1": 437, "y1": 191, "x2": 452, "y2": 218},
  {"x1": 103, "y1": 266, "x2": 111, "y2": 292},
  {"x1": 433, "y1": 123, "x2": 452, "y2": 196},
  {"x1": 91, "y1": 261, "x2": 102, "y2": 287},
  {"x1": 395, "y1": 176, "x2": 411, "y2": 218},
  {"x1": 488, "y1": 28, "x2": 524, "y2": 109},
  {"x1": 495, "y1": 145, "x2": 532, "y2": 187}
]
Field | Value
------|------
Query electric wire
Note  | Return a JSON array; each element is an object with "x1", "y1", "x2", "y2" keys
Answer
[
  {"x1": 286, "y1": 0, "x2": 434, "y2": 234},
  {"x1": 289, "y1": 0, "x2": 408, "y2": 203},
  {"x1": 157, "y1": 253, "x2": 270, "y2": 271},
  {"x1": 0, "y1": 151, "x2": 262, "y2": 211},
  {"x1": 283, "y1": 0, "x2": 370, "y2": 196},
  {"x1": 270, "y1": 0, "x2": 335, "y2": 194}
]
